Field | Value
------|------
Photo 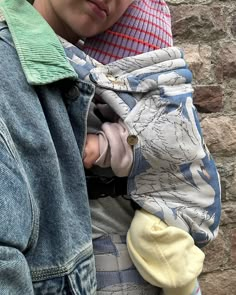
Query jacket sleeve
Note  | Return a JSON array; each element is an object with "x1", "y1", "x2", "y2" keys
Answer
[
  {"x1": 0, "y1": 124, "x2": 34, "y2": 294},
  {"x1": 127, "y1": 209, "x2": 204, "y2": 295},
  {"x1": 87, "y1": 99, "x2": 133, "y2": 176},
  {"x1": 95, "y1": 120, "x2": 133, "y2": 177},
  {"x1": 126, "y1": 82, "x2": 221, "y2": 248}
]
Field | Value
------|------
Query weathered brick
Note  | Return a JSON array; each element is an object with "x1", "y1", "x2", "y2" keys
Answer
[
  {"x1": 193, "y1": 85, "x2": 223, "y2": 112},
  {"x1": 201, "y1": 116, "x2": 236, "y2": 155},
  {"x1": 220, "y1": 43, "x2": 236, "y2": 78},
  {"x1": 231, "y1": 228, "x2": 236, "y2": 265},
  {"x1": 200, "y1": 270, "x2": 236, "y2": 295},
  {"x1": 221, "y1": 204, "x2": 236, "y2": 226},
  {"x1": 227, "y1": 179, "x2": 236, "y2": 201},
  {"x1": 181, "y1": 44, "x2": 214, "y2": 84},
  {"x1": 230, "y1": 91, "x2": 236, "y2": 112},
  {"x1": 170, "y1": 5, "x2": 226, "y2": 42},
  {"x1": 202, "y1": 230, "x2": 228, "y2": 273},
  {"x1": 231, "y1": 15, "x2": 236, "y2": 37},
  {"x1": 216, "y1": 163, "x2": 235, "y2": 201}
]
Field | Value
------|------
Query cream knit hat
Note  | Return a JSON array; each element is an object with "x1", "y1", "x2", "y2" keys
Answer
[{"x1": 127, "y1": 210, "x2": 205, "y2": 295}]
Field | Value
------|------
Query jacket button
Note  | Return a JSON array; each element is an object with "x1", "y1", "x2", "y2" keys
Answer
[{"x1": 127, "y1": 135, "x2": 138, "y2": 146}]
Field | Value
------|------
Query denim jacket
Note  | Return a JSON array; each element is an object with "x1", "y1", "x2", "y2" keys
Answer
[
  {"x1": 61, "y1": 40, "x2": 221, "y2": 248},
  {"x1": 0, "y1": 0, "x2": 96, "y2": 294}
]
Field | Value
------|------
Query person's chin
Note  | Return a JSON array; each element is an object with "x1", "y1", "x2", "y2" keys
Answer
[{"x1": 80, "y1": 26, "x2": 105, "y2": 38}]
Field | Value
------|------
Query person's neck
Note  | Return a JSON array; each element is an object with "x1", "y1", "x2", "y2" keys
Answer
[{"x1": 33, "y1": 0, "x2": 78, "y2": 44}]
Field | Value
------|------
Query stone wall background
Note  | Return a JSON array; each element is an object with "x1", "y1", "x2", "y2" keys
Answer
[{"x1": 167, "y1": 0, "x2": 236, "y2": 294}]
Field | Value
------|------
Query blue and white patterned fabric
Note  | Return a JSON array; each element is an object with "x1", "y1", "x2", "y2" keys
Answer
[{"x1": 61, "y1": 39, "x2": 221, "y2": 248}]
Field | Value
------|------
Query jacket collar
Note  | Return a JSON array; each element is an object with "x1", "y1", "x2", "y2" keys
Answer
[{"x1": 0, "y1": 0, "x2": 77, "y2": 85}]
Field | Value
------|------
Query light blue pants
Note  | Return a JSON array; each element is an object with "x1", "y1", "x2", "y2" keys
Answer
[
  {"x1": 93, "y1": 234, "x2": 159, "y2": 294},
  {"x1": 93, "y1": 234, "x2": 202, "y2": 295}
]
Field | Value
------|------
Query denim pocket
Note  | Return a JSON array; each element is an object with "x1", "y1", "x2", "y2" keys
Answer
[{"x1": 33, "y1": 253, "x2": 97, "y2": 295}]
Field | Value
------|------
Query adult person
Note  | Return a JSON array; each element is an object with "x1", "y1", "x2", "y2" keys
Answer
[{"x1": 0, "y1": 0, "x2": 134, "y2": 293}]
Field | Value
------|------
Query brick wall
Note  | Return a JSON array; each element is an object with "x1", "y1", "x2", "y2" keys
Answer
[{"x1": 167, "y1": 0, "x2": 236, "y2": 294}]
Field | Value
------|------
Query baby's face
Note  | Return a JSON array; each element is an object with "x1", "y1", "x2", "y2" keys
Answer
[{"x1": 47, "y1": 0, "x2": 134, "y2": 39}]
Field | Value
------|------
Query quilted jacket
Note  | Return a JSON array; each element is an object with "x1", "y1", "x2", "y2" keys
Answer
[{"x1": 62, "y1": 40, "x2": 221, "y2": 248}]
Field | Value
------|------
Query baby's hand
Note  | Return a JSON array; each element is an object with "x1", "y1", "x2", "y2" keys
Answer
[{"x1": 83, "y1": 134, "x2": 100, "y2": 169}]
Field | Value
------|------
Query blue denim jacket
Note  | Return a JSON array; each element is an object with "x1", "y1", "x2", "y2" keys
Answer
[{"x1": 0, "y1": 1, "x2": 96, "y2": 294}]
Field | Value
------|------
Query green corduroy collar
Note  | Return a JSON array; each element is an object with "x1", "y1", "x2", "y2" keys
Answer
[{"x1": 0, "y1": 0, "x2": 77, "y2": 85}]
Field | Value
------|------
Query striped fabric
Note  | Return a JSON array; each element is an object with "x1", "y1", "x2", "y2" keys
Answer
[
  {"x1": 93, "y1": 234, "x2": 161, "y2": 294},
  {"x1": 83, "y1": 0, "x2": 173, "y2": 64},
  {"x1": 93, "y1": 234, "x2": 202, "y2": 294}
]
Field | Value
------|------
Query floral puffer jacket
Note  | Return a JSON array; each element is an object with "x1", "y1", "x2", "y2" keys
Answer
[{"x1": 62, "y1": 40, "x2": 221, "y2": 248}]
